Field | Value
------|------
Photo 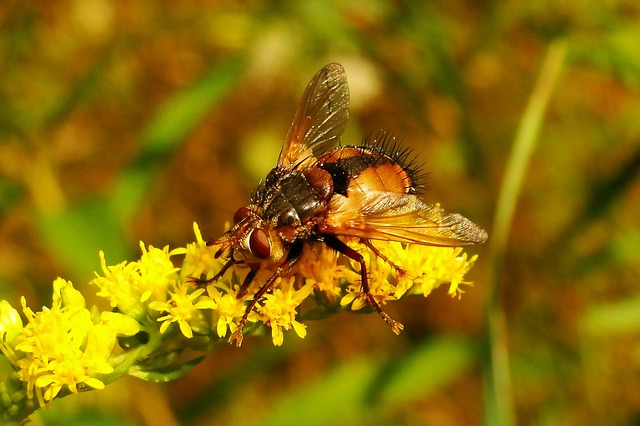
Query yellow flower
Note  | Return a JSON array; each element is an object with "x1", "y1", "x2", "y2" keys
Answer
[
  {"x1": 0, "y1": 300, "x2": 23, "y2": 342},
  {"x1": 100, "y1": 311, "x2": 142, "y2": 337},
  {"x1": 445, "y1": 252, "x2": 478, "y2": 298},
  {"x1": 137, "y1": 243, "x2": 185, "y2": 303},
  {"x1": 383, "y1": 243, "x2": 477, "y2": 298},
  {"x1": 297, "y1": 245, "x2": 359, "y2": 301},
  {"x1": 257, "y1": 276, "x2": 314, "y2": 346},
  {"x1": 13, "y1": 279, "x2": 118, "y2": 406},
  {"x1": 333, "y1": 240, "x2": 479, "y2": 314},
  {"x1": 0, "y1": 300, "x2": 23, "y2": 364},
  {"x1": 91, "y1": 243, "x2": 184, "y2": 321},
  {"x1": 149, "y1": 281, "x2": 216, "y2": 339},
  {"x1": 91, "y1": 252, "x2": 146, "y2": 319},
  {"x1": 181, "y1": 222, "x2": 223, "y2": 280},
  {"x1": 206, "y1": 284, "x2": 248, "y2": 338}
]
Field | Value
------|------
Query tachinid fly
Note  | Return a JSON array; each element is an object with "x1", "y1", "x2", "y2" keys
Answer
[{"x1": 211, "y1": 63, "x2": 487, "y2": 346}]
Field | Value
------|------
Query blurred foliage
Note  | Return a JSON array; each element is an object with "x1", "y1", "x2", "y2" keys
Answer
[{"x1": 1, "y1": 0, "x2": 640, "y2": 425}]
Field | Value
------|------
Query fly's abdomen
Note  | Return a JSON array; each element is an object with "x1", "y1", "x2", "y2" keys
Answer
[{"x1": 320, "y1": 147, "x2": 417, "y2": 195}]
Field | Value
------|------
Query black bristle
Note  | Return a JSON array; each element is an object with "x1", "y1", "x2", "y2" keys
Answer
[{"x1": 359, "y1": 129, "x2": 429, "y2": 194}]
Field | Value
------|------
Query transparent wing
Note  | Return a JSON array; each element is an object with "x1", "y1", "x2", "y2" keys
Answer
[
  {"x1": 325, "y1": 190, "x2": 488, "y2": 247},
  {"x1": 277, "y1": 63, "x2": 350, "y2": 168}
]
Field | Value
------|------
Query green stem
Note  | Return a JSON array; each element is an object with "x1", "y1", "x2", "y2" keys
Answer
[{"x1": 485, "y1": 39, "x2": 568, "y2": 426}]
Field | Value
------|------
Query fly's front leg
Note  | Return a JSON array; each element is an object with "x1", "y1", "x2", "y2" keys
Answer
[
  {"x1": 236, "y1": 267, "x2": 259, "y2": 299},
  {"x1": 229, "y1": 241, "x2": 304, "y2": 347},
  {"x1": 188, "y1": 257, "x2": 237, "y2": 287}
]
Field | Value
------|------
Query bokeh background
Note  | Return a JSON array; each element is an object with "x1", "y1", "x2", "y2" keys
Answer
[{"x1": 1, "y1": 1, "x2": 639, "y2": 425}]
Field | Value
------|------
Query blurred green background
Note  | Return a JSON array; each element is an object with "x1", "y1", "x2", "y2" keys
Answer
[{"x1": 1, "y1": 1, "x2": 640, "y2": 425}]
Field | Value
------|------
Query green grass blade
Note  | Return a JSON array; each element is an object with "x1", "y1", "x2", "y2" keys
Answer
[{"x1": 485, "y1": 39, "x2": 568, "y2": 426}]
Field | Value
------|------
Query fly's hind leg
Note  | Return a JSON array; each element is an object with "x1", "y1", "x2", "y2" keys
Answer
[
  {"x1": 361, "y1": 239, "x2": 407, "y2": 279},
  {"x1": 323, "y1": 235, "x2": 404, "y2": 334}
]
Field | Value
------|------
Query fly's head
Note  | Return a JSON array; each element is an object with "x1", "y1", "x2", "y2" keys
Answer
[{"x1": 213, "y1": 205, "x2": 284, "y2": 266}]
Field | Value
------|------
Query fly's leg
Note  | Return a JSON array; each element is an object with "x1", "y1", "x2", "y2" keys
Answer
[
  {"x1": 188, "y1": 257, "x2": 237, "y2": 287},
  {"x1": 189, "y1": 256, "x2": 257, "y2": 298},
  {"x1": 229, "y1": 241, "x2": 303, "y2": 347},
  {"x1": 323, "y1": 235, "x2": 404, "y2": 334},
  {"x1": 236, "y1": 267, "x2": 258, "y2": 298},
  {"x1": 228, "y1": 266, "x2": 287, "y2": 347},
  {"x1": 361, "y1": 239, "x2": 407, "y2": 278}
]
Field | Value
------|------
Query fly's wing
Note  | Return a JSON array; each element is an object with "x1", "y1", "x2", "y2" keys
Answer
[
  {"x1": 325, "y1": 190, "x2": 488, "y2": 247},
  {"x1": 277, "y1": 63, "x2": 350, "y2": 169}
]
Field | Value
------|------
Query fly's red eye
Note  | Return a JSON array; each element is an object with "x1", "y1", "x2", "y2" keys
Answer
[
  {"x1": 249, "y1": 228, "x2": 271, "y2": 259},
  {"x1": 233, "y1": 207, "x2": 251, "y2": 224}
]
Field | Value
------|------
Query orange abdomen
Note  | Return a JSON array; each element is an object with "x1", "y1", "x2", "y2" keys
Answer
[{"x1": 319, "y1": 146, "x2": 416, "y2": 196}]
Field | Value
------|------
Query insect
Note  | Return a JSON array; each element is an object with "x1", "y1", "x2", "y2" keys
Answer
[{"x1": 211, "y1": 63, "x2": 487, "y2": 346}]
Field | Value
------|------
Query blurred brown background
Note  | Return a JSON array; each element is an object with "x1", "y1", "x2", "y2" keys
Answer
[{"x1": 1, "y1": 1, "x2": 639, "y2": 425}]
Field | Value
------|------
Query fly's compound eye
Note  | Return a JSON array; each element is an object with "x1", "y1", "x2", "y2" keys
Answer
[
  {"x1": 233, "y1": 206, "x2": 252, "y2": 224},
  {"x1": 249, "y1": 228, "x2": 271, "y2": 259}
]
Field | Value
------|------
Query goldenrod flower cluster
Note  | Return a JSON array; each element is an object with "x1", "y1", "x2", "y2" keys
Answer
[{"x1": 0, "y1": 223, "x2": 478, "y2": 423}]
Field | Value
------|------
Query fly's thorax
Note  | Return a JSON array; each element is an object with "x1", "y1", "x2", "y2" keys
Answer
[{"x1": 257, "y1": 168, "x2": 332, "y2": 229}]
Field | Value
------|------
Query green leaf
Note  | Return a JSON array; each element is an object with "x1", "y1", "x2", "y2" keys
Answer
[
  {"x1": 581, "y1": 297, "x2": 640, "y2": 336},
  {"x1": 36, "y1": 58, "x2": 244, "y2": 279},
  {"x1": 99, "y1": 347, "x2": 146, "y2": 386},
  {"x1": 262, "y1": 337, "x2": 474, "y2": 426},
  {"x1": 39, "y1": 408, "x2": 137, "y2": 426},
  {"x1": 36, "y1": 198, "x2": 129, "y2": 280},
  {"x1": 263, "y1": 356, "x2": 379, "y2": 426},
  {"x1": 376, "y1": 336, "x2": 475, "y2": 404},
  {"x1": 128, "y1": 356, "x2": 204, "y2": 382},
  {"x1": 109, "y1": 57, "x2": 244, "y2": 225}
]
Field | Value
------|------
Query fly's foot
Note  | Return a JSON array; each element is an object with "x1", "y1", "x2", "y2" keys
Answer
[
  {"x1": 362, "y1": 292, "x2": 404, "y2": 335},
  {"x1": 228, "y1": 320, "x2": 247, "y2": 347},
  {"x1": 186, "y1": 275, "x2": 214, "y2": 288},
  {"x1": 382, "y1": 312, "x2": 404, "y2": 335}
]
